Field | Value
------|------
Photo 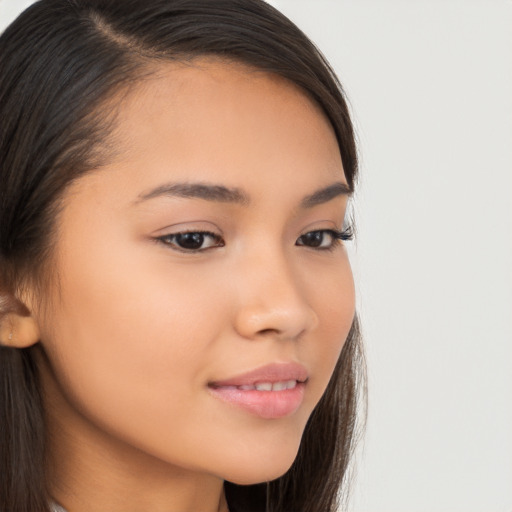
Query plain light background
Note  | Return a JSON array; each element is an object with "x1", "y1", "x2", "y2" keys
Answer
[{"x1": 1, "y1": 1, "x2": 511, "y2": 512}]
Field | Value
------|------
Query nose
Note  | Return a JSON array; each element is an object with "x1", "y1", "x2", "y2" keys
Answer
[{"x1": 232, "y1": 250, "x2": 318, "y2": 341}]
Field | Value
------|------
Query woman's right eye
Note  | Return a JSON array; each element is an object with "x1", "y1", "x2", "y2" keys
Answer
[{"x1": 156, "y1": 231, "x2": 224, "y2": 252}]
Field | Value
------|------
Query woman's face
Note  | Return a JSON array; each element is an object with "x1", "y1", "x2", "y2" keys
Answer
[{"x1": 35, "y1": 60, "x2": 355, "y2": 485}]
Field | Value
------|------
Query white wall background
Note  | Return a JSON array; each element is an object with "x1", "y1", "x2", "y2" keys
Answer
[
  {"x1": 0, "y1": 0, "x2": 34, "y2": 29},
  {"x1": 2, "y1": 1, "x2": 511, "y2": 512}
]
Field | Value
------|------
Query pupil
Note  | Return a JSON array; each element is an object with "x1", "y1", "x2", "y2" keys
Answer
[
  {"x1": 305, "y1": 231, "x2": 322, "y2": 247},
  {"x1": 177, "y1": 232, "x2": 204, "y2": 249}
]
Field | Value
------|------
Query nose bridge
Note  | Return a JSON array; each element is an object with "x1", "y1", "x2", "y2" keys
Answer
[{"x1": 233, "y1": 243, "x2": 318, "y2": 340}]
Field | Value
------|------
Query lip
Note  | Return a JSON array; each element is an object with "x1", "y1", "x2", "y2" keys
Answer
[
  {"x1": 209, "y1": 362, "x2": 308, "y2": 388},
  {"x1": 208, "y1": 362, "x2": 308, "y2": 419}
]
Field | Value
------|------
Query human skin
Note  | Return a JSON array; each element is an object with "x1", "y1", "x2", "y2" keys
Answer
[{"x1": 29, "y1": 59, "x2": 355, "y2": 512}]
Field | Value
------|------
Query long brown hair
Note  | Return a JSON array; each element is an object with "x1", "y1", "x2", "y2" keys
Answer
[{"x1": 0, "y1": 1, "x2": 365, "y2": 510}]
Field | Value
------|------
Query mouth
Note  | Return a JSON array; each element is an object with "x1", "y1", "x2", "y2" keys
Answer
[
  {"x1": 210, "y1": 379, "x2": 302, "y2": 392},
  {"x1": 208, "y1": 363, "x2": 308, "y2": 419}
]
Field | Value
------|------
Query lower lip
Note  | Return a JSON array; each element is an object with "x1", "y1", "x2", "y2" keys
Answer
[{"x1": 208, "y1": 383, "x2": 306, "y2": 419}]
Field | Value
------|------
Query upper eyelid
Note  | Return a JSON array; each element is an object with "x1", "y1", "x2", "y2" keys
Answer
[
  {"x1": 160, "y1": 228, "x2": 219, "y2": 235},
  {"x1": 151, "y1": 221, "x2": 223, "y2": 236},
  {"x1": 155, "y1": 226, "x2": 349, "y2": 238}
]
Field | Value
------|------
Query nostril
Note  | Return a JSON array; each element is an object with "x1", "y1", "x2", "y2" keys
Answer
[{"x1": 256, "y1": 328, "x2": 279, "y2": 336}]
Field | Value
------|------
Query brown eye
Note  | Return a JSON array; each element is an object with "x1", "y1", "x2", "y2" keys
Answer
[
  {"x1": 175, "y1": 232, "x2": 207, "y2": 250},
  {"x1": 158, "y1": 231, "x2": 224, "y2": 252},
  {"x1": 298, "y1": 231, "x2": 324, "y2": 247},
  {"x1": 296, "y1": 228, "x2": 353, "y2": 251}
]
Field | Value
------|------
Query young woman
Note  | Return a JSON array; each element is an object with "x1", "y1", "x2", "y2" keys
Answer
[{"x1": 0, "y1": 1, "x2": 365, "y2": 511}]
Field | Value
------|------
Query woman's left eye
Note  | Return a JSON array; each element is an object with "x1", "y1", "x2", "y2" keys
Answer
[
  {"x1": 156, "y1": 231, "x2": 224, "y2": 252},
  {"x1": 296, "y1": 228, "x2": 353, "y2": 250}
]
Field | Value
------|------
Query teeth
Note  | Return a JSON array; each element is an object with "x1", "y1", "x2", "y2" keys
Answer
[
  {"x1": 284, "y1": 379, "x2": 297, "y2": 390},
  {"x1": 214, "y1": 380, "x2": 300, "y2": 391},
  {"x1": 244, "y1": 380, "x2": 298, "y2": 391},
  {"x1": 255, "y1": 382, "x2": 273, "y2": 391}
]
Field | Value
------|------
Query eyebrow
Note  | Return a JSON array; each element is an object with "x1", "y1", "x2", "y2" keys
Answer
[
  {"x1": 300, "y1": 182, "x2": 352, "y2": 208},
  {"x1": 134, "y1": 182, "x2": 249, "y2": 205},
  {"x1": 133, "y1": 180, "x2": 352, "y2": 207}
]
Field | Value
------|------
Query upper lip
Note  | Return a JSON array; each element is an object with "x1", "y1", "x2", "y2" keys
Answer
[{"x1": 209, "y1": 362, "x2": 309, "y2": 388}]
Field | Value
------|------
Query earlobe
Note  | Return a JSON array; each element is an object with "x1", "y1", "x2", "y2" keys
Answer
[{"x1": 0, "y1": 312, "x2": 40, "y2": 348}]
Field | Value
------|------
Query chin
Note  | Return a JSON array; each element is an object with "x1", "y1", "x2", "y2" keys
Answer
[
  {"x1": 219, "y1": 443, "x2": 301, "y2": 486},
  {"x1": 224, "y1": 466, "x2": 292, "y2": 486}
]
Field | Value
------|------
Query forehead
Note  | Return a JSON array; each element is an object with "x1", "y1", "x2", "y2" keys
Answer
[
  {"x1": 107, "y1": 58, "x2": 343, "y2": 178},
  {"x1": 62, "y1": 58, "x2": 347, "y2": 217}
]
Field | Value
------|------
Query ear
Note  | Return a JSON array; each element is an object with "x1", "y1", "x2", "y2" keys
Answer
[
  {"x1": 0, "y1": 289, "x2": 41, "y2": 348},
  {"x1": 0, "y1": 312, "x2": 40, "y2": 348},
  {"x1": 0, "y1": 277, "x2": 41, "y2": 348}
]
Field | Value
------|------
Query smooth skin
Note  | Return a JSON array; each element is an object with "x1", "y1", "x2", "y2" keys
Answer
[{"x1": 21, "y1": 60, "x2": 355, "y2": 512}]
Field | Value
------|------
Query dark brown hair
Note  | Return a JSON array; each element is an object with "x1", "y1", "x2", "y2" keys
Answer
[{"x1": 0, "y1": 1, "x2": 365, "y2": 511}]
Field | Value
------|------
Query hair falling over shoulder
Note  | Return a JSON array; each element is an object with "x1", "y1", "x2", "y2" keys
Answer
[{"x1": 0, "y1": 1, "x2": 366, "y2": 510}]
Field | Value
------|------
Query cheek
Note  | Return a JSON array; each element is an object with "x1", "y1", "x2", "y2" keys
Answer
[
  {"x1": 300, "y1": 258, "x2": 355, "y2": 405},
  {"x1": 39, "y1": 240, "x2": 227, "y2": 446}
]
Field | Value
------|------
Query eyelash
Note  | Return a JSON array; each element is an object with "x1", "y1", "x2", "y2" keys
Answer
[
  {"x1": 296, "y1": 226, "x2": 353, "y2": 251},
  {"x1": 155, "y1": 227, "x2": 353, "y2": 253}
]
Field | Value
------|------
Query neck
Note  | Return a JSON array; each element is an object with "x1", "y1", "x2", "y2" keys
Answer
[{"x1": 48, "y1": 428, "x2": 229, "y2": 512}]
